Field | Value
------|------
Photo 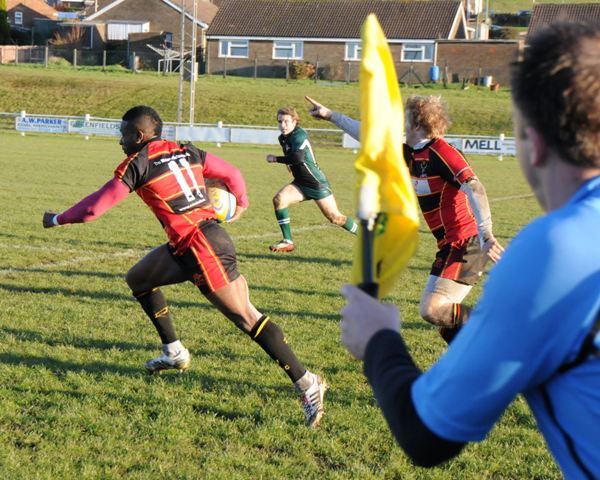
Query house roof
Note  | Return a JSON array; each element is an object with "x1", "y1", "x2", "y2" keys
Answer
[
  {"x1": 85, "y1": 0, "x2": 218, "y2": 28},
  {"x1": 528, "y1": 3, "x2": 600, "y2": 36},
  {"x1": 7, "y1": 0, "x2": 58, "y2": 18},
  {"x1": 207, "y1": 0, "x2": 464, "y2": 40}
]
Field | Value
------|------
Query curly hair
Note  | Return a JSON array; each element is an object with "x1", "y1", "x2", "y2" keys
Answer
[
  {"x1": 405, "y1": 95, "x2": 450, "y2": 138},
  {"x1": 277, "y1": 107, "x2": 300, "y2": 125}
]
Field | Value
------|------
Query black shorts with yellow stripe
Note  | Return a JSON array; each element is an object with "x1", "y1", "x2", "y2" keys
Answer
[{"x1": 168, "y1": 220, "x2": 240, "y2": 294}]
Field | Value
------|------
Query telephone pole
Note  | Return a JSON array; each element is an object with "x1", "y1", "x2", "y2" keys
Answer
[
  {"x1": 177, "y1": 0, "x2": 185, "y2": 123},
  {"x1": 176, "y1": 0, "x2": 198, "y2": 125},
  {"x1": 189, "y1": 0, "x2": 197, "y2": 126}
]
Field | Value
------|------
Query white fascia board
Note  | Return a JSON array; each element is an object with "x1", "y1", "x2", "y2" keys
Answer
[
  {"x1": 85, "y1": 0, "x2": 127, "y2": 21},
  {"x1": 106, "y1": 20, "x2": 149, "y2": 24},
  {"x1": 86, "y1": 0, "x2": 207, "y2": 29},
  {"x1": 162, "y1": 0, "x2": 208, "y2": 28},
  {"x1": 207, "y1": 35, "x2": 436, "y2": 44},
  {"x1": 62, "y1": 21, "x2": 98, "y2": 26},
  {"x1": 450, "y1": 5, "x2": 467, "y2": 39}
]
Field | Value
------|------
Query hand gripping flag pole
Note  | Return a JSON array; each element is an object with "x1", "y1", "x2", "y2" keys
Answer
[{"x1": 352, "y1": 14, "x2": 420, "y2": 299}]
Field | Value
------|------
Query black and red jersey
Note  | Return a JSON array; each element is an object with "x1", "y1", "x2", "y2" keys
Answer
[
  {"x1": 404, "y1": 138, "x2": 478, "y2": 247},
  {"x1": 114, "y1": 140, "x2": 242, "y2": 252}
]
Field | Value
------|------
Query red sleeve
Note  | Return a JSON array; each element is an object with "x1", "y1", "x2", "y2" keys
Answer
[
  {"x1": 57, "y1": 178, "x2": 130, "y2": 225},
  {"x1": 202, "y1": 152, "x2": 249, "y2": 208}
]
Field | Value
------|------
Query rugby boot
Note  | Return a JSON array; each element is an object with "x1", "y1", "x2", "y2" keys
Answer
[
  {"x1": 269, "y1": 239, "x2": 295, "y2": 252},
  {"x1": 298, "y1": 374, "x2": 328, "y2": 428},
  {"x1": 145, "y1": 346, "x2": 191, "y2": 374}
]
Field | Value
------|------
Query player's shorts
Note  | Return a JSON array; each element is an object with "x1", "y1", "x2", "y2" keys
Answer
[
  {"x1": 430, "y1": 235, "x2": 488, "y2": 286},
  {"x1": 292, "y1": 181, "x2": 332, "y2": 201},
  {"x1": 168, "y1": 220, "x2": 240, "y2": 294}
]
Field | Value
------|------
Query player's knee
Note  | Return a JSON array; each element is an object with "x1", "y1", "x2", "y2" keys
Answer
[
  {"x1": 125, "y1": 268, "x2": 137, "y2": 290},
  {"x1": 419, "y1": 300, "x2": 448, "y2": 326},
  {"x1": 419, "y1": 303, "x2": 436, "y2": 325},
  {"x1": 125, "y1": 268, "x2": 146, "y2": 293},
  {"x1": 272, "y1": 194, "x2": 284, "y2": 209}
]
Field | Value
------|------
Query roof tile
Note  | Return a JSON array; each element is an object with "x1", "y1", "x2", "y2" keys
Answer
[
  {"x1": 208, "y1": 0, "x2": 462, "y2": 39},
  {"x1": 529, "y1": 3, "x2": 600, "y2": 36}
]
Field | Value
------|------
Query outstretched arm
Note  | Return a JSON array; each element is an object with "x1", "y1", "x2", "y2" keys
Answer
[
  {"x1": 305, "y1": 95, "x2": 361, "y2": 140},
  {"x1": 43, "y1": 177, "x2": 130, "y2": 228},
  {"x1": 460, "y1": 178, "x2": 504, "y2": 262}
]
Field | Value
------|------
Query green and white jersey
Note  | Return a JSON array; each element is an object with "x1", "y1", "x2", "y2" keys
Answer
[{"x1": 277, "y1": 127, "x2": 329, "y2": 189}]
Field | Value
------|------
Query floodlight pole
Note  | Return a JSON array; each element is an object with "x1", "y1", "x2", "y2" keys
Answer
[
  {"x1": 189, "y1": 0, "x2": 197, "y2": 126},
  {"x1": 177, "y1": 0, "x2": 185, "y2": 123}
]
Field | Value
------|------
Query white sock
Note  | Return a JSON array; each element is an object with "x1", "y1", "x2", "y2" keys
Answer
[
  {"x1": 163, "y1": 340, "x2": 184, "y2": 356},
  {"x1": 294, "y1": 370, "x2": 315, "y2": 392}
]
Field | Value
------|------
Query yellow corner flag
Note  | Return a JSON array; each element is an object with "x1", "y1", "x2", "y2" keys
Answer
[{"x1": 352, "y1": 14, "x2": 419, "y2": 299}]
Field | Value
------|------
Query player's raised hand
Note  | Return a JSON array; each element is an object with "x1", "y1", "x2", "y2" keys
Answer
[
  {"x1": 483, "y1": 236, "x2": 504, "y2": 263},
  {"x1": 305, "y1": 96, "x2": 332, "y2": 121},
  {"x1": 43, "y1": 211, "x2": 60, "y2": 228},
  {"x1": 340, "y1": 284, "x2": 401, "y2": 360},
  {"x1": 266, "y1": 154, "x2": 277, "y2": 163}
]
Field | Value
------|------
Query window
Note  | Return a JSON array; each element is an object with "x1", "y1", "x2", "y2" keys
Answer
[
  {"x1": 163, "y1": 32, "x2": 173, "y2": 49},
  {"x1": 106, "y1": 22, "x2": 149, "y2": 41},
  {"x1": 219, "y1": 39, "x2": 249, "y2": 58},
  {"x1": 345, "y1": 42, "x2": 362, "y2": 61},
  {"x1": 273, "y1": 40, "x2": 303, "y2": 60},
  {"x1": 401, "y1": 43, "x2": 434, "y2": 62},
  {"x1": 14, "y1": 11, "x2": 23, "y2": 25}
]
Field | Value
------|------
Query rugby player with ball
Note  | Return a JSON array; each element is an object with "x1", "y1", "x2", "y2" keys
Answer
[{"x1": 42, "y1": 106, "x2": 328, "y2": 428}]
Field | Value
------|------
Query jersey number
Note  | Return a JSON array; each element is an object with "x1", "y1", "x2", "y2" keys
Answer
[{"x1": 168, "y1": 158, "x2": 205, "y2": 202}]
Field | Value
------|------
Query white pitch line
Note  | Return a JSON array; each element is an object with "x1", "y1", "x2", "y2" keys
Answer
[
  {"x1": 0, "y1": 225, "x2": 333, "y2": 275},
  {"x1": 0, "y1": 243, "x2": 82, "y2": 253},
  {"x1": 489, "y1": 193, "x2": 535, "y2": 203},
  {"x1": 0, "y1": 194, "x2": 534, "y2": 276},
  {"x1": 231, "y1": 224, "x2": 332, "y2": 241},
  {"x1": 0, "y1": 250, "x2": 139, "y2": 275}
]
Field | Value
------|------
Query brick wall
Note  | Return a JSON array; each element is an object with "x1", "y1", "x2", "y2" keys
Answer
[
  {"x1": 8, "y1": 5, "x2": 43, "y2": 28},
  {"x1": 436, "y1": 40, "x2": 519, "y2": 86},
  {"x1": 93, "y1": 0, "x2": 202, "y2": 47},
  {"x1": 206, "y1": 39, "x2": 434, "y2": 82}
]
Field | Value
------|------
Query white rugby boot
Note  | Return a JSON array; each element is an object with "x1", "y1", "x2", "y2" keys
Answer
[
  {"x1": 145, "y1": 346, "x2": 191, "y2": 374},
  {"x1": 297, "y1": 374, "x2": 328, "y2": 428},
  {"x1": 269, "y1": 239, "x2": 295, "y2": 252}
]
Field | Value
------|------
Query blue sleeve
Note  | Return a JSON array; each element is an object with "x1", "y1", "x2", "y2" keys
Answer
[{"x1": 412, "y1": 214, "x2": 599, "y2": 442}]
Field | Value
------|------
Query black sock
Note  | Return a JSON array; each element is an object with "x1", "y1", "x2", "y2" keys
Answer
[
  {"x1": 249, "y1": 315, "x2": 306, "y2": 382},
  {"x1": 439, "y1": 304, "x2": 472, "y2": 344},
  {"x1": 452, "y1": 304, "x2": 472, "y2": 327},
  {"x1": 134, "y1": 288, "x2": 178, "y2": 344}
]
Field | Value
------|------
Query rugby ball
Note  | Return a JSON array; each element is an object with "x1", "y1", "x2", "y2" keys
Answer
[{"x1": 206, "y1": 179, "x2": 237, "y2": 222}]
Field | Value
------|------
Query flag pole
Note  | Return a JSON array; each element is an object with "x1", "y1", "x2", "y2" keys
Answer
[
  {"x1": 351, "y1": 14, "x2": 418, "y2": 301},
  {"x1": 358, "y1": 216, "x2": 379, "y2": 298}
]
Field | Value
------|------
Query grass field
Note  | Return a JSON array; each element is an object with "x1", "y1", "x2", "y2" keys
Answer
[
  {"x1": 0, "y1": 65, "x2": 513, "y2": 136},
  {"x1": 0, "y1": 131, "x2": 560, "y2": 479}
]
